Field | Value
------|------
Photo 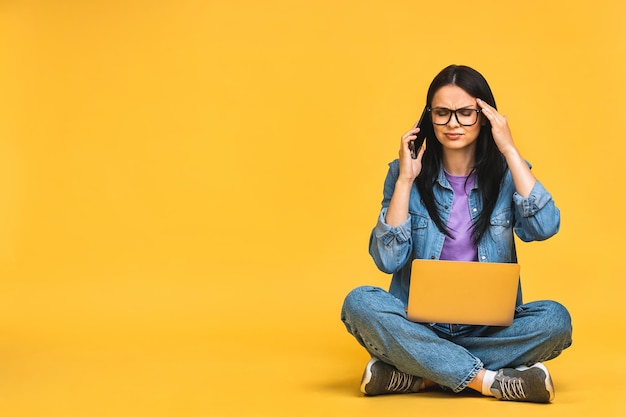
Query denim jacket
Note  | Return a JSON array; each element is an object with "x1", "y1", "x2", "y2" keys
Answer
[{"x1": 369, "y1": 159, "x2": 560, "y2": 307}]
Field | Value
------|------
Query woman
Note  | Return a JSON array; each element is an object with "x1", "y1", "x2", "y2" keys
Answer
[{"x1": 340, "y1": 65, "x2": 572, "y2": 403}]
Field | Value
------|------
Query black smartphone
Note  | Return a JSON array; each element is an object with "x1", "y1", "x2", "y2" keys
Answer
[{"x1": 409, "y1": 106, "x2": 428, "y2": 159}]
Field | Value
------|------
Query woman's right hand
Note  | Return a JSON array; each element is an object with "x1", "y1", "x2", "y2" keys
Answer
[
  {"x1": 398, "y1": 127, "x2": 425, "y2": 183},
  {"x1": 384, "y1": 128, "x2": 425, "y2": 227}
]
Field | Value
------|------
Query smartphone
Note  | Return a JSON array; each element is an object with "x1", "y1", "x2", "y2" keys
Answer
[{"x1": 409, "y1": 106, "x2": 428, "y2": 159}]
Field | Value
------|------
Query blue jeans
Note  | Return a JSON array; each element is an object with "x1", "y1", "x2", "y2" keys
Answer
[{"x1": 341, "y1": 286, "x2": 573, "y2": 393}]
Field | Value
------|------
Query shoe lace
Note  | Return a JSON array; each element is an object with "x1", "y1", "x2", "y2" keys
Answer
[
  {"x1": 497, "y1": 375, "x2": 526, "y2": 400},
  {"x1": 386, "y1": 369, "x2": 415, "y2": 393}
]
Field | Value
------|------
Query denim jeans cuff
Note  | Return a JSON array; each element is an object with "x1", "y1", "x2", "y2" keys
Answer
[{"x1": 453, "y1": 359, "x2": 484, "y2": 393}]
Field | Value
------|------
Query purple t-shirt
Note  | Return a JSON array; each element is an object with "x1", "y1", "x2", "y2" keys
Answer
[{"x1": 439, "y1": 171, "x2": 478, "y2": 261}]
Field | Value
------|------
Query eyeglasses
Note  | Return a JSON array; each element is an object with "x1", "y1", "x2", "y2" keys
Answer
[{"x1": 428, "y1": 107, "x2": 481, "y2": 126}]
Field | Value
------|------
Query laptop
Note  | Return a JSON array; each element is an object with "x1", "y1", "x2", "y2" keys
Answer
[{"x1": 406, "y1": 259, "x2": 520, "y2": 326}]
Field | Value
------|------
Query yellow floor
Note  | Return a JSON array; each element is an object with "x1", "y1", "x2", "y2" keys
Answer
[{"x1": 0, "y1": 269, "x2": 622, "y2": 417}]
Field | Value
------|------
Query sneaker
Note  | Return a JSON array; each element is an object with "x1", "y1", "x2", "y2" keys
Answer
[
  {"x1": 360, "y1": 357, "x2": 423, "y2": 396},
  {"x1": 490, "y1": 363, "x2": 555, "y2": 403}
]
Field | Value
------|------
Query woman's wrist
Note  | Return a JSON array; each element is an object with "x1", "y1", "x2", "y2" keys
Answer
[
  {"x1": 395, "y1": 177, "x2": 415, "y2": 189},
  {"x1": 500, "y1": 145, "x2": 522, "y2": 162}
]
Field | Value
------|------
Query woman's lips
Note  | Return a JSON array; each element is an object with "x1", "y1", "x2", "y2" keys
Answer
[{"x1": 445, "y1": 133, "x2": 463, "y2": 140}]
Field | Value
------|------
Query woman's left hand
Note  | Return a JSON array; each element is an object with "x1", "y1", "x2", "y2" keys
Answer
[
  {"x1": 477, "y1": 98, "x2": 536, "y2": 197},
  {"x1": 476, "y1": 98, "x2": 516, "y2": 156}
]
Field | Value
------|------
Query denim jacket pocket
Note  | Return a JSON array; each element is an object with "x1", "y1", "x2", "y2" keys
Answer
[
  {"x1": 489, "y1": 208, "x2": 514, "y2": 261},
  {"x1": 490, "y1": 208, "x2": 513, "y2": 236},
  {"x1": 410, "y1": 212, "x2": 429, "y2": 259}
]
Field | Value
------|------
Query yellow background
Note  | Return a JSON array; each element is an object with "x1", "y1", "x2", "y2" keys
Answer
[{"x1": 0, "y1": 1, "x2": 625, "y2": 416}]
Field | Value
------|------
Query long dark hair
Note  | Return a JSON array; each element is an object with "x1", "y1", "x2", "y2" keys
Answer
[{"x1": 416, "y1": 65, "x2": 507, "y2": 245}]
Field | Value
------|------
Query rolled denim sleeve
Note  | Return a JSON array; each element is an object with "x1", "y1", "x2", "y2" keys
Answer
[
  {"x1": 513, "y1": 180, "x2": 560, "y2": 242},
  {"x1": 368, "y1": 160, "x2": 415, "y2": 273},
  {"x1": 369, "y1": 208, "x2": 413, "y2": 274}
]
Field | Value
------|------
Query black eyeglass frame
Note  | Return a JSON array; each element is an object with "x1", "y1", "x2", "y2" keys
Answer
[{"x1": 427, "y1": 107, "x2": 482, "y2": 126}]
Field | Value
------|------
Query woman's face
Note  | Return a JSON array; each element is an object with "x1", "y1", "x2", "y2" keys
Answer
[{"x1": 430, "y1": 85, "x2": 483, "y2": 153}]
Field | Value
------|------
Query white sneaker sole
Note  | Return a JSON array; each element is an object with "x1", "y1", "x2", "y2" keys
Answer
[{"x1": 360, "y1": 357, "x2": 379, "y2": 394}]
